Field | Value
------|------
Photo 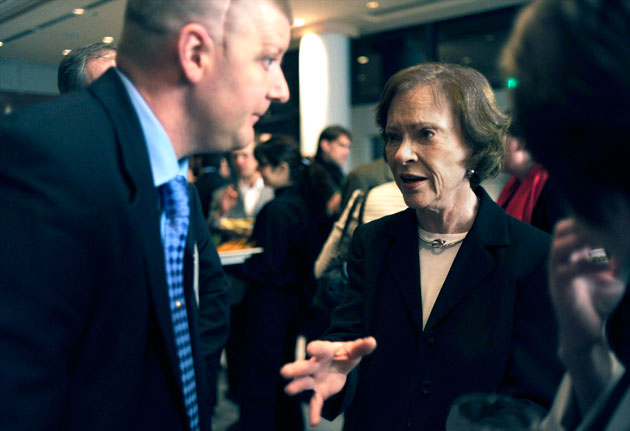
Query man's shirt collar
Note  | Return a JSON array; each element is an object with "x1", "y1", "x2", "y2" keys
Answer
[{"x1": 116, "y1": 68, "x2": 188, "y2": 187}]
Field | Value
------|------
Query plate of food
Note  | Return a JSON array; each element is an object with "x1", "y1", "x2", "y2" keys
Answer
[
  {"x1": 216, "y1": 238, "x2": 263, "y2": 266},
  {"x1": 219, "y1": 217, "x2": 254, "y2": 236}
]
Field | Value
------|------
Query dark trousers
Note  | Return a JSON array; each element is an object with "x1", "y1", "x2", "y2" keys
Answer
[
  {"x1": 238, "y1": 285, "x2": 304, "y2": 431},
  {"x1": 224, "y1": 300, "x2": 247, "y2": 403}
]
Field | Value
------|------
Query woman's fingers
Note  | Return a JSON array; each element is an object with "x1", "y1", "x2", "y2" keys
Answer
[
  {"x1": 283, "y1": 375, "x2": 316, "y2": 395},
  {"x1": 306, "y1": 340, "x2": 339, "y2": 358},
  {"x1": 309, "y1": 391, "x2": 325, "y2": 426},
  {"x1": 347, "y1": 337, "x2": 377, "y2": 358},
  {"x1": 280, "y1": 357, "x2": 320, "y2": 379}
]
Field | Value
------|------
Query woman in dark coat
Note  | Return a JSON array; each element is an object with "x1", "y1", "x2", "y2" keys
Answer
[
  {"x1": 237, "y1": 136, "x2": 321, "y2": 431},
  {"x1": 281, "y1": 63, "x2": 564, "y2": 430}
]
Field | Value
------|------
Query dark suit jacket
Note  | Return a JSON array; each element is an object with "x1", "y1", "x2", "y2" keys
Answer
[
  {"x1": 194, "y1": 170, "x2": 231, "y2": 218},
  {"x1": 323, "y1": 187, "x2": 563, "y2": 430},
  {"x1": 0, "y1": 69, "x2": 229, "y2": 431}
]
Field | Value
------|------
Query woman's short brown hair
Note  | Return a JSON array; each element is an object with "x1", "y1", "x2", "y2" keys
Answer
[{"x1": 375, "y1": 63, "x2": 509, "y2": 186}]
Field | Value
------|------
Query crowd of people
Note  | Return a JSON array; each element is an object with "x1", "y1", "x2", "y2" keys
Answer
[{"x1": 1, "y1": 0, "x2": 628, "y2": 430}]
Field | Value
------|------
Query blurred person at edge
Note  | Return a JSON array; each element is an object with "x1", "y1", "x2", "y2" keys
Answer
[
  {"x1": 281, "y1": 62, "x2": 563, "y2": 430},
  {"x1": 501, "y1": 0, "x2": 630, "y2": 429},
  {"x1": 0, "y1": 0, "x2": 291, "y2": 430}
]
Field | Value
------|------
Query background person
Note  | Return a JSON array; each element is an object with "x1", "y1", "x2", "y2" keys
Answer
[
  {"x1": 211, "y1": 137, "x2": 274, "y2": 225},
  {"x1": 310, "y1": 125, "x2": 353, "y2": 217},
  {"x1": 501, "y1": 0, "x2": 630, "y2": 428},
  {"x1": 208, "y1": 137, "x2": 274, "y2": 409},
  {"x1": 313, "y1": 180, "x2": 406, "y2": 313},
  {"x1": 0, "y1": 0, "x2": 291, "y2": 430},
  {"x1": 281, "y1": 63, "x2": 563, "y2": 431},
  {"x1": 339, "y1": 157, "x2": 393, "y2": 211},
  {"x1": 191, "y1": 153, "x2": 233, "y2": 220},
  {"x1": 57, "y1": 42, "x2": 117, "y2": 94},
  {"x1": 497, "y1": 120, "x2": 566, "y2": 234},
  {"x1": 234, "y1": 136, "x2": 323, "y2": 431}
]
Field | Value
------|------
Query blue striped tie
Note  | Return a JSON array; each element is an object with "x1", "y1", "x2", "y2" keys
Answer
[{"x1": 159, "y1": 175, "x2": 200, "y2": 431}]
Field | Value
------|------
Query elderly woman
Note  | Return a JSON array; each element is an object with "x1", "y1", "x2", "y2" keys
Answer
[{"x1": 281, "y1": 63, "x2": 563, "y2": 430}]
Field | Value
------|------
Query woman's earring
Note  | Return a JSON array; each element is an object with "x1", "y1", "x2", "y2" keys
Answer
[{"x1": 466, "y1": 168, "x2": 476, "y2": 179}]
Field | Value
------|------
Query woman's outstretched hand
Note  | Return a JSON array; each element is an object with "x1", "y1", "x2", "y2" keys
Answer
[{"x1": 280, "y1": 337, "x2": 377, "y2": 426}]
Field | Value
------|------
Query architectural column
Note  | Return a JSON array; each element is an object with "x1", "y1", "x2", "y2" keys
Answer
[{"x1": 297, "y1": 27, "x2": 355, "y2": 161}]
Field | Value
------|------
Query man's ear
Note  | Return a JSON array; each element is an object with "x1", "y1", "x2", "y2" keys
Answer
[{"x1": 178, "y1": 23, "x2": 214, "y2": 84}]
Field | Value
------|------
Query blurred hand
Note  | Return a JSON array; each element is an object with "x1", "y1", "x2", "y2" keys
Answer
[
  {"x1": 549, "y1": 218, "x2": 626, "y2": 412},
  {"x1": 550, "y1": 218, "x2": 625, "y2": 357},
  {"x1": 218, "y1": 185, "x2": 238, "y2": 217},
  {"x1": 280, "y1": 337, "x2": 377, "y2": 426}
]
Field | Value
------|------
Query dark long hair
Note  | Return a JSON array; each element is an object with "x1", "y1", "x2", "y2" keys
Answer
[{"x1": 254, "y1": 135, "x2": 305, "y2": 183}]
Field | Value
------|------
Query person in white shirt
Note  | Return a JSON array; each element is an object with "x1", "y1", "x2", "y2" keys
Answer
[{"x1": 212, "y1": 138, "x2": 274, "y2": 224}]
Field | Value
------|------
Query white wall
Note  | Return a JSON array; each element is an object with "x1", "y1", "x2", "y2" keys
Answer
[
  {"x1": 349, "y1": 102, "x2": 380, "y2": 169},
  {"x1": 299, "y1": 33, "x2": 351, "y2": 158}
]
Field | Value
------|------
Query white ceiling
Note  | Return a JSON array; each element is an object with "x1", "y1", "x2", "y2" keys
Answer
[{"x1": 0, "y1": 0, "x2": 527, "y2": 66}]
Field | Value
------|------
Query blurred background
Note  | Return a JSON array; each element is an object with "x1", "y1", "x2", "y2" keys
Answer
[{"x1": 0, "y1": 0, "x2": 525, "y2": 189}]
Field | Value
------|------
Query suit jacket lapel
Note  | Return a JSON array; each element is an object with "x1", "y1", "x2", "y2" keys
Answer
[
  {"x1": 89, "y1": 69, "x2": 180, "y2": 376},
  {"x1": 386, "y1": 209, "x2": 423, "y2": 332},
  {"x1": 425, "y1": 188, "x2": 510, "y2": 331}
]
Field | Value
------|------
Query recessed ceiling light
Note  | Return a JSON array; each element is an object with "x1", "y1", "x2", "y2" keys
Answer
[
  {"x1": 366, "y1": 1, "x2": 380, "y2": 9},
  {"x1": 293, "y1": 18, "x2": 305, "y2": 27},
  {"x1": 63, "y1": 49, "x2": 72, "y2": 56},
  {"x1": 102, "y1": 36, "x2": 114, "y2": 44},
  {"x1": 0, "y1": 42, "x2": 3, "y2": 47},
  {"x1": 72, "y1": 8, "x2": 85, "y2": 15},
  {"x1": 357, "y1": 56, "x2": 370, "y2": 64}
]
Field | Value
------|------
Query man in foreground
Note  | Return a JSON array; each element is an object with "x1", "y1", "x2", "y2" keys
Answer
[{"x1": 0, "y1": 0, "x2": 291, "y2": 430}]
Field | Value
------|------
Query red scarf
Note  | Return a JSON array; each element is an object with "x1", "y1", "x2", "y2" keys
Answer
[{"x1": 497, "y1": 163, "x2": 549, "y2": 224}]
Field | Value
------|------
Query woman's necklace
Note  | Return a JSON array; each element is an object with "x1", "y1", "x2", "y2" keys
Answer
[{"x1": 417, "y1": 233, "x2": 465, "y2": 249}]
